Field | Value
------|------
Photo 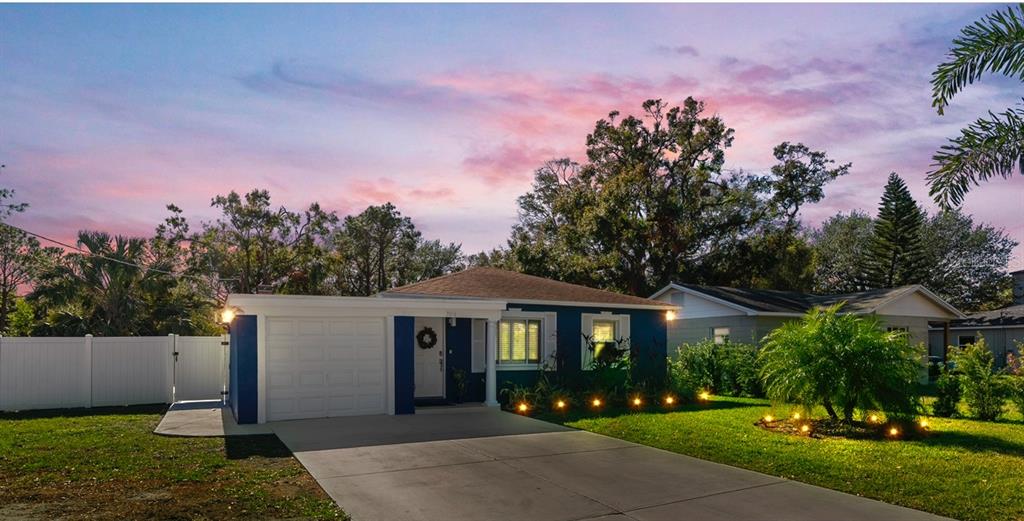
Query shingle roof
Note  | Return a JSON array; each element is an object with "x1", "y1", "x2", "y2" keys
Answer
[
  {"x1": 674, "y1": 284, "x2": 922, "y2": 314},
  {"x1": 381, "y1": 267, "x2": 668, "y2": 308},
  {"x1": 949, "y1": 304, "x2": 1024, "y2": 328}
]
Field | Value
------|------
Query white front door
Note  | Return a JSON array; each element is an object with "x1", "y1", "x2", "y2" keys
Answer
[{"x1": 414, "y1": 317, "x2": 445, "y2": 398}]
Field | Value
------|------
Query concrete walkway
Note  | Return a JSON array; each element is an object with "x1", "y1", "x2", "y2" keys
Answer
[
  {"x1": 267, "y1": 408, "x2": 953, "y2": 521},
  {"x1": 154, "y1": 400, "x2": 270, "y2": 436}
]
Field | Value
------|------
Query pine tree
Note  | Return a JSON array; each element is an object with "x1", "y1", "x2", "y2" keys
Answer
[{"x1": 862, "y1": 173, "x2": 929, "y2": 288}]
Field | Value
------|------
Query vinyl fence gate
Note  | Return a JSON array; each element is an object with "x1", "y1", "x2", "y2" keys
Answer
[
  {"x1": 0, "y1": 334, "x2": 228, "y2": 412},
  {"x1": 171, "y1": 335, "x2": 229, "y2": 402}
]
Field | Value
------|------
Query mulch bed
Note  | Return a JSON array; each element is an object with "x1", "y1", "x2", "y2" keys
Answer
[{"x1": 757, "y1": 416, "x2": 930, "y2": 440}]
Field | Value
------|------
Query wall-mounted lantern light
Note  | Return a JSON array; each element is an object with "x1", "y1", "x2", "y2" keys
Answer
[
  {"x1": 219, "y1": 307, "x2": 241, "y2": 324},
  {"x1": 665, "y1": 310, "x2": 677, "y2": 321}
]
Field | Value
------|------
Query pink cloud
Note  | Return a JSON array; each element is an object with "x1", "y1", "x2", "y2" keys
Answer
[{"x1": 462, "y1": 143, "x2": 562, "y2": 185}]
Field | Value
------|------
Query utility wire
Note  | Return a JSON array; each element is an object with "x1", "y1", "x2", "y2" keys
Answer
[{"x1": 0, "y1": 221, "x2": 231, "y2": 283}]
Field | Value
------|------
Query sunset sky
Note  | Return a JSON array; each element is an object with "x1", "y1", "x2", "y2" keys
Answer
[{"x1": 2, "y1": 3, "x2": 1022, "y2": 269}]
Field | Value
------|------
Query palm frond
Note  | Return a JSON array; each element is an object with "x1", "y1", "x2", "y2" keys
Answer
[
  {"x1": 927, "y1": 104, "x2": 1024, "y2": 209},
  {"x1": 931, "y1": 4, "x2": 1024, "y2": 114}
]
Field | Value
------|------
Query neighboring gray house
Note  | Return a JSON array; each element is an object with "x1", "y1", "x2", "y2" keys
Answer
[
  {"x1": 929, "y1": 269, "x2": 1024, "y2": 367},
  {"x1": 650, "y1": 284, "x2": 964, "y2": 356}
]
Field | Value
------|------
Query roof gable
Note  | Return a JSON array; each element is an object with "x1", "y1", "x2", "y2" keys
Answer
[
  {"x1": 382, "y1": 267, "x2": 670, "y2": 309},
  {"x1": 651, "y1": 283, "x2": 964, "y2": 319}
]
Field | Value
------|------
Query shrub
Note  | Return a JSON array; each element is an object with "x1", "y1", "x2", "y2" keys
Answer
[
  {"x1": 932, "y1": 366, "x2": 962, "y2": 417},
  {"x1": 672, "y1": 340, "x2": 762, "y2": 397},
  {"x1": 759, "y1": 304, "x2": 921, "y2": 422},
  {"x1": 1008, "y1": 350, "x2": 1024, "y2": 417},
  {"x1": 950, "y1": 338, "x2": 1008, "y2": 421}
]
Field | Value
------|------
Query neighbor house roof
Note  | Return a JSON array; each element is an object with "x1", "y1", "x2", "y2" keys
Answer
[
  {"x1": 650, "y1": 283, "x2": 964, "y2": 318},
  {"x1": 947, "y1": 304, "x2": 1024, "y2": 328},
  {"x1": 380, "y1": 267, "x2": 671, "y2": 309}
]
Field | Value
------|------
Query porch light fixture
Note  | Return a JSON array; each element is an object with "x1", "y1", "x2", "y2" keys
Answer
[
  {"x1": 219, "y1": 307, "x2": 239, "y2": 324},
  {"x1": 665, "y1": 310, "x2": 677, "y2": 321}
]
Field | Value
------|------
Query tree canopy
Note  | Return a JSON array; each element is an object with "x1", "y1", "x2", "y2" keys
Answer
[{"x1": 494, "y1": 98, "x2": 848, "y2": 296}]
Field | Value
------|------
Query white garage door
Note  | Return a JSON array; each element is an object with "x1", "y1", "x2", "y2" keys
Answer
[{"x1": 266, "y1": 317, "x2": 387, "y2": 421}]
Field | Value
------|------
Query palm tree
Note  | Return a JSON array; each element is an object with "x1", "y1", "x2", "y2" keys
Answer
[
  {"x1": 31, "y1": 231, "x2": 154, "y2": 335},
  {"x1": 928, "y1": 4, "x2": 1024, "y2": 208}
]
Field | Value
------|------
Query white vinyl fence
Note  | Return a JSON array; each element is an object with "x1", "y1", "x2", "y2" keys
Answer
[{"x1": 0, "y1": 335, "x2": 227, "y2": 412}]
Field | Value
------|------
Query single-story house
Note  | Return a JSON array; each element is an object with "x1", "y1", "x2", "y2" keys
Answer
[
  {"x1": 650, "y1": 283, "x2": 964, "y2": 357},
  {"x1": 929, "y1": 271, "x2": 1024, "y2": 367},
  {"x1": 225, "y1": 267, "x2": 676, "y2": 424}
]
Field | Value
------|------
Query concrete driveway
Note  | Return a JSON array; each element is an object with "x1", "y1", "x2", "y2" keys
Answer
[{"x1": 269, "y1": 407, "x2": 950, "y2": 521}]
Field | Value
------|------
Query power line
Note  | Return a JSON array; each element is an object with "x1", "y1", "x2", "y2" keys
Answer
[{"x1": 0, "y1": 221, "x2": 230, "y2": 283}]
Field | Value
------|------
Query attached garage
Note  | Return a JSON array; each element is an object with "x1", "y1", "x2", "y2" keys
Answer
[
  {"x1": 224, "y1": 293, "x2": 508, "y2": 424},
  {"x1": 265, "y1": 317, "x2": 387, "y2": 421}
]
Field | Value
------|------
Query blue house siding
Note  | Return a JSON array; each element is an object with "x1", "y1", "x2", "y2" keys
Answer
[
  {"x1": 488, "y1": 303, "x2": 669, "y2": 401},
  {"x1": 228, "y1": 315, "x2": 258, "y2": 424},
  {"x1": 510, "y1": 303, "x2": 668, "y2": 377},
  {"x1": 394, "y1": 316, "x2": 416, "y2": 414}
]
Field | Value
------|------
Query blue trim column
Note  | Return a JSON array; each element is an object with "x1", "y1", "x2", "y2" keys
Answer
[
  {"x1": 394, "y1": 316, "x2": 415, "y2": 414},
  {"x1": 228, "y1": 315, "x2": 258, "y2": 424}
]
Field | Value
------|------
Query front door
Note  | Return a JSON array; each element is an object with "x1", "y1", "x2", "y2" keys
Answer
[{"x1": 413, "y1": 317, "x2": 445, "y2": 398}]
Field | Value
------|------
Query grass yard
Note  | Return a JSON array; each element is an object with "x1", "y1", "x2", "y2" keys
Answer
[
  {"x1": 540, "y1": 397, "x2": 1024, "y2": 521},
  {"x1": 0, "y1": 405, "x2": 346, "y2": 520}
]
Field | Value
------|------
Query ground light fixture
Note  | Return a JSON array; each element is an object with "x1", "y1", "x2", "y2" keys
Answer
[
  {"x1": 800, "y1": 424, "x2": 810, "y2": 434},
  {"x1": 591, "y1": 398, "x2": 602, "y2": 408},
  {"x1": 663, "y1": 395, "x2": 675, "y2": 406},
  {"x1": 888, "y1": 426, "x2": 900, "y2": 437},
  {"x1": 919, "y1": 418, "x2": 929, "y2": 428},
  {"x1": 763, "y1": 414, "x2": 774, "y2": 423},
  {"x1": 632, "y1": 396, "x2": 643, "y2": 407},
  {"x1": 555, "y1": 399, "x2": 566, "y2": 410},
  {"x1": 868, "y1": 414, "x2": 879, "y2": 423},
  {"x1": 792, "y1": 412, "x2": 801, "y2": 420},
  {"x1": 698, "y1": 391, "x2": 710, "y2": 401},
  {"x1": 517, "y1": 402, "x2": 529, "y2": 413}
]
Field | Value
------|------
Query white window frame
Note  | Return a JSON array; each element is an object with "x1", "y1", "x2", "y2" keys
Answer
[
  {"x1": 581, "y1": 312, "x2": 631, "y2": 370},
  {"x1": 496, "y1": 310, "x2": 550, "y2": 371},
  {"x1": 712, "y1": 327, "x2": 730, "y2": 345}
]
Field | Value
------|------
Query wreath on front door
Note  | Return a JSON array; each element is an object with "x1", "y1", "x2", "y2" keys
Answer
[{"x1": 416, "y1": 327, "x2": 438, "y2": 350}]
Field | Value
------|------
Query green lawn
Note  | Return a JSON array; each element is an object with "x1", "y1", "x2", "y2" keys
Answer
[
  {"x1": 540, "y1": 397, "x2": 1024, "y2": 521},
  {"x1": 0, "y1": 405, "x2": 345, "y2": 520}
]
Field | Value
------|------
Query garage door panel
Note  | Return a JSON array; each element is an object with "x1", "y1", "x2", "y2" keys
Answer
[
  {"x1": 266, "y1": 318, "x2": 295, "y2": 336},
  {"x1": 266, "y1": 317, "x2": 387, "y2": 421}
]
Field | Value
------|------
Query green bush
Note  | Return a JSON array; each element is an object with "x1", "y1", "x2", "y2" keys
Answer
[
  {"x1": 759, "y1": 304, "x2": 921, "y2": 422},
  {"x1": 932, "y1": 366, "x2": 962, "y2": 417},
  {"x1": 1008, "y1": 351, "x2": 1024, "y2": 417},
  {"x1": 673, "y1": 340, "x2": 762, "y2": 398},
  {"x1": 950, "y1": 338, "x2": 1008, "y2": 421}
]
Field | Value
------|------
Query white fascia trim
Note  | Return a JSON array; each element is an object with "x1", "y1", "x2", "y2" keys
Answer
[
  {"x1": 505, "y1": 297, "x2": 677, "y2": 311},
  {"x1": 929, "y1": 324, "x2": 1024, "y2": 331},
  {"x1": 226, "y1": 294, "x2": 507, "y2": 320}
]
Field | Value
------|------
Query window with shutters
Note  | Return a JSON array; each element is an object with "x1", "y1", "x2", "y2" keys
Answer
[{"x1": 498, "y1": 319, "x2": 541, "y2": 364}]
